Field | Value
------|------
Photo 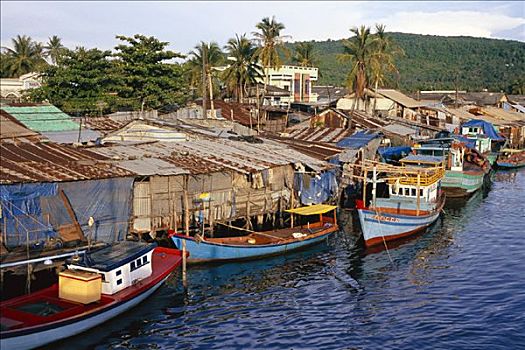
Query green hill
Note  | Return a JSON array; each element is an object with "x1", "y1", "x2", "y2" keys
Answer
[{"x1": 286, "y1": 33, "x2": 525, "y2": 93}]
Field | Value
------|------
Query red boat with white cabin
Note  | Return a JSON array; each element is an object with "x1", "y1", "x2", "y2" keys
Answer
[{"x1": 0, "y1": 241, "x2": 183, "y2": 350}]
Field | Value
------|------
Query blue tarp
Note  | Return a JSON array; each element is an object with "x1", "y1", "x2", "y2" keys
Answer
[
  {"x1": 294, "y1": 171, "x2": 338, "y2": 205},
  {"x1": 336, "y1": 131, "x2": 381, "y2": 149},
  {"x1": 462, "y1": 119, "x2": 505, "y2": 141},
  {"x1": 0, "y1": 178, "x2": 134, "y2": 250},
  {"x1": 0, "y1": 183, "x2": 58, "y2": 249},
  {"x1": 379, "y1": 146, "x2": 412, "y2": 159},
  {"x1": 453, "y1": 135, "x2": 477, "y2": 149}
]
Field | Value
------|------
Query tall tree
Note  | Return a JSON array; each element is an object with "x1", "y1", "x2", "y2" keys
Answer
[
  {"x1": 370, "y1": 24, "x2": 404, "y2": 114},
  {"x1": 292, "y1": 42, "x2": 318, "y2": 67},
  {"x1": 188, "y1": 41, "x2": 224, "y2": 114},
  {"x1": 28, "y1": 47, "x2": 116, "y2": 113},
  {"x1": 337, "y1": 25, "x2": 374, "y2": 115},
  {"x1": 44, "y1": 35, "x2": 66, "y2": 65},
  {"x1": 252, "y1": 16, "x2": 289, "y2": 87},
  {"x1": 223, "y1": 34, "x2": 262, "y2": 102},
  {"x1": 1, "y1": 35, "x2": 47, "y2": 77},
  {"x1": 113, "y1": 34, "x2": 187, "y2": 110}
]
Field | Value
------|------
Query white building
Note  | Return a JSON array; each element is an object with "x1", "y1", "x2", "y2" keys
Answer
[
  {"x1": 0, "y1": 72, "x2": 41, "y2": 102},
  {"x1": 259, "y1": 65, "x2": 319, "y2": 106}
]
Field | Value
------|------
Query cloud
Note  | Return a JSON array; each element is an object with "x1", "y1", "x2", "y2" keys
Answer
[{"x1": 380, "y1": 10, "x2": 525, "y2": 39}]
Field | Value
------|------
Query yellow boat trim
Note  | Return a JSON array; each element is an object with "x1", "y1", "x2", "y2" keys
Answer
[
  {"x1": 286, "y1": 204, "x2": 337, "y2": 215},
  {"x1": 500, "y1": 149, "x2": 523, "y2": 153}
]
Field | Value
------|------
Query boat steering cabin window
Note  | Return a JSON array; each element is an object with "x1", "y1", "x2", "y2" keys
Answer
[
  {"x1": 411, "y1": 188, "x2": 416, "y2": 196},
  {"x1": 116, "y1": 279, "x2": 123, "y2": 285},
  {"x1": 116, "y1": 270, "x2": 122, "y2": 276}
]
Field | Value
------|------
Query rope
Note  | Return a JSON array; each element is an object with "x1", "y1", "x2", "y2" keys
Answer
[{"x1": 373, "y1": 206, "x2": 395, "y2": 266}]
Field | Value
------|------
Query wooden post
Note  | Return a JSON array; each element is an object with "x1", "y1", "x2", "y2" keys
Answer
[
  {"x1": 182, "y1": 176, "x2": 190, "y2": 288},
  {"x1": 372, "y1": 166, "x2": 377, "y2": 208},
  {"x1": 416, "y1": 173, "x2": 421, "y2": 216},
  {"x1": 362, "y1": 169, "x2": 368, "y2": 205},
  {"x1": 290, "y1": 176, "x2": 295, "y2": 228}
]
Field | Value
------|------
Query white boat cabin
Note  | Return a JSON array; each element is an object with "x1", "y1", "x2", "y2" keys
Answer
[
  {"x1": 389, "y1": 180, "x2": 439, "y2": 203},
  {"x1": 68, "y1": 241, "x2": 156, "y2": 295}
]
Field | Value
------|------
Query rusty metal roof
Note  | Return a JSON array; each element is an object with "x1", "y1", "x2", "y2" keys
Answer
[
  {"x1": 284, "y1": 127, "x2": 353, "y2": 143},
  {"x1": 0, "y1": 140, "x2": 133, "y2": 184},
  {"x1": 0, "y1": 110, "x2": 40, "y2": 140},
  {"x1": 92, "y1": 137, "x2": 332, "y2": 176},
  {"x1": 82, "y1": 116, "x2": 128, "y2": 133}
]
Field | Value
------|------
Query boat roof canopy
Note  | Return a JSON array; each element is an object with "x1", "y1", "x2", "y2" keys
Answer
[
  {"x1": 400, "y1": 154, "x2": 444, "y2": 165},
  {"x1": 286, "y1": 204, "x2": 337, "y2": 215}
]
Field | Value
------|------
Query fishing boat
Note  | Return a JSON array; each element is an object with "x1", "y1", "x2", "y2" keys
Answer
[
  {"x1": 0, "y1": 241, "x2": 183, "y2": 350},
  {"x1": 412, "y1": 138, "x2": 490, "y2": 198},
  {"x1": 460, "y1": 119, "x2": 506, "y2": 166},
  {"x1": 496, "y1": 149, "x2": 525, "y2": 169},
  {"x1": 352, "y1": 158, "x2": 445, "y2": 248},
  {"x1": 170, "y1": 204, "x2": 338, "y2": 263}
]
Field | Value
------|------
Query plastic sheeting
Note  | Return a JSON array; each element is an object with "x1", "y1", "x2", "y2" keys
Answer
[
  {"x1": 0, "y1": 178, "x2": 134, "y2": 250},
  {"x1": 59, "y1": 178, "x2": 134, "y2": 243},
  {"x1": 462, "y1": 119, "x2": 505, "y2": 141},
  {"x1": 0, "y1": 183, "x2": 57, "y2": 249},
  {"x1": 294, "y1": 171, "x2": 338, "y2": 205},
  {"x1": 379, "y1": 146, "x2": 412, "y2": 163}
]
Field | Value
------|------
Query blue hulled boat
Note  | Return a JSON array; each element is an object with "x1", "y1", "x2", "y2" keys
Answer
[{"x1": 171, "y1": 204, "x2": 338, "y2": 263}]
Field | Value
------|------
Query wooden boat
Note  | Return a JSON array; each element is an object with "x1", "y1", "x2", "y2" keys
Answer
[
  {"x1": 171, "y1": 204, "x2": 338, "y2": 263},
  {"x1": 351, "y1": 159, "x2": 445, "y2": 248},
  {"x1": 496, "y1": 149, "x2": 525, "y2": 169},
  {"x1": 0, "y1": 241, "x2": 183, "y2": 350},
  {"x1": 412, "y1": 138, "x2": 489, "y2": 198}
]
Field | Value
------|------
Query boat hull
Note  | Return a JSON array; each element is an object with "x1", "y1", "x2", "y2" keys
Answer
[
  {"x1": 171, "y1": 228, "x2": 337, "y2": 263},
  {"x1": 441, "y1": 170, "x2": 485, "y2": 197},
  {"x1": 1, "y1": 247, "x2": 182, "y2": 350},
  {"x1": 496, "y1": 161, "x2": 525, "y2": 169},
  {"x1": 1, "y1": 276, "x2": 168, "y2": 350},
  {"x1": 358, "y1": 208, "x2": 441, "y2": 247}
]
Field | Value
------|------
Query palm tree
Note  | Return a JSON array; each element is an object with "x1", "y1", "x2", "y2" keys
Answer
[
  {"x1": 188, "y1": 41, "x2": 224, "y2": 116},
  {"x1": 337, "y1": 26, "x2": 374, "y2": 117},
  {"x1": 44, "y1": 35, "x2": 66, "y2": 65},
  {"x1": 223, "y1": 34, "x2": 262, "y2": 102},
  {"x1": 1, "y1": 35, "x2": 47, "y2": 77},
  {"x1": 292, "y1": 42, "x2": 318, "y2": 67},
  {"x1": 252, "y1": 16, "x2": 289, "y2": 87},
  {"x1": 370, "y1": 24, "x2": 404, "y2": 115}
]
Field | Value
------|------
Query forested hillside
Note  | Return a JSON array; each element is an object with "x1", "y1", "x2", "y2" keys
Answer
[{"x1": 286, "y1": 33, "x2": 525, "y2": 93}]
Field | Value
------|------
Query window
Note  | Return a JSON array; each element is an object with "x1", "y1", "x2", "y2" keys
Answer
[
  {"x1": 142, "y1": 256, "x2": 147, "y2": 264},
  {"x1": 420, "y1": 189, "x2": 424, "y2": 197},
  {"x1": 404, "y1": 188, "x2": 410, "y2": 196},
  {"x1": 116, "y1": 270, "x2": 122, "y2": 276},
  {"x1": 116, "y1": 279, "x2": 122, "y2": 285},
  {"x1": 131, "y1": 261, "x2": 135, "y2": 270},
  {"x1": 411, "y1": 188, "x2": 416, "y2": 196}
]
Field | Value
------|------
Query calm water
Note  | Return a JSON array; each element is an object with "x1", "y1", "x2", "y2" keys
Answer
[{"x1": 48, "y1": 169, "x2": 525, "y2": 350}]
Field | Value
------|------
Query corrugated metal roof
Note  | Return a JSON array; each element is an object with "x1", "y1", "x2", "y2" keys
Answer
[
  {"x1": 1, "y1": 105, "x2": 80, "y2": 132},
  {"x1": 377, "y1": 89, "x2": 425, "y2": 109},
  {"x1": 0, "y1": 110, "x2": 40, "y2": 140},
  {"x1": 285, "y1": 127, "x2": 353, "y2": 143},
  {"x1": 41, "y1": 129, "x2": 101, "y2": 144},
  {"x1": 0, "y1": 140, "x2": 133, "y2": 184},
  {"x1": 381, "y1": 123, "x2": 417, "y2": 136},
  {"x1": 400, "y1": 154, "x2": 444, "y2": 164},
  {"x1": 93, "y1": 138, "x2": 332, "y2": 175},
  {"x1": 82, "y1": 116, "x2": 127, "y2": 132}
]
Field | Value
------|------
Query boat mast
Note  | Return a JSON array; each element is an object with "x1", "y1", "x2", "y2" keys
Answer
[{"x1": 372, "y1": 166, "x2": 377, "y2": 208}]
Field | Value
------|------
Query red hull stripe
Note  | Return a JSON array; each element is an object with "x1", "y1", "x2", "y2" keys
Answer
[{"x1": 364, "y1": 225, "x2": 429, "y2": 247}]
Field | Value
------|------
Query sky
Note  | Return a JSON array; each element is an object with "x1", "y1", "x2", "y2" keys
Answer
[{"x1": 1, "y1": 1, "x2": 524, "y2": 54}]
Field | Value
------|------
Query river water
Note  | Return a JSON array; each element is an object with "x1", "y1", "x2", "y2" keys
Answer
[{"x1": 48, "y1": 169, "x2": 525, "y2": 350}]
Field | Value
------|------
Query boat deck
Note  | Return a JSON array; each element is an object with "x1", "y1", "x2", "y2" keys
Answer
[
  {"x1": 206, "y1": 219, "x2": 336, "y2": 246},
  {"x1": 0, "y1": 247, "x2": 182, "y2": 332}
]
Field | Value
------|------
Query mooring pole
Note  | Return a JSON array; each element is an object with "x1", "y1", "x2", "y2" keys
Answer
[{"x1": 182, "y1": 176, "x2": 190, "y2": 289}]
